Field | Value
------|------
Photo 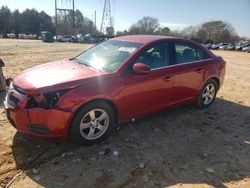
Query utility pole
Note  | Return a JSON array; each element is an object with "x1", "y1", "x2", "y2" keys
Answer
[{"x1": 100, "y1": 0, "x2": 113, "y2": 35}]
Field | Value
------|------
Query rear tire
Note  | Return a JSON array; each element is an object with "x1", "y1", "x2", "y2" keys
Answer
[
  {"x1": 197, "y1": 79, "x2": 218, "y2": 109},
  {"x1": 70, "y1": 102, "x2": 115, "y2": 145}
]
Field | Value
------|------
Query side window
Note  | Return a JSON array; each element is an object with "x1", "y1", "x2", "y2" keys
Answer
[
  {"x1": 175, "y1": 43, "x2": 197, "y2": 64},
  {"x1": 197, "y1": 48, "x2": 205, "y2": 60},
  {"x1": 197, "y1": 47, "x2": 212, "y2": 60},
  {"x1": 134, "y1": 43, "x2": 169, "y2": 69}
]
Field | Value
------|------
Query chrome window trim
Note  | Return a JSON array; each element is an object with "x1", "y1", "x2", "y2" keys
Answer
[{"x1": 150, "y1": 58, "x2": 214, "y2": 71}]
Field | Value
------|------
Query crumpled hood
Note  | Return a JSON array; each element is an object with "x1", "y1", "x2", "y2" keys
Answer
[{"x1": 13, "y1": 59, "x2": 103, "y2": 95}]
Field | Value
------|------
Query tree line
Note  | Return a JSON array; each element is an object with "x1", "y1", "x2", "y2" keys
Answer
[
  {"x1": 0, "y1": 5, "x2": 247, "y2": 43},
  {"x1": 116, "y1": 16, "x2": 246, "y2": 44},
  {"x1": 0, "y1": 5, "x2": 96, "y2": 38},
  {"x1": 0, "y1": 6, "x2": 54, "y2": 37},
  {"x1": 56, "y1": 9, "x2": 97, "y2": 35}
]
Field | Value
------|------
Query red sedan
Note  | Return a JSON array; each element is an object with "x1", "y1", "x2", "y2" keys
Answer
[{"x1": 4, "y1": 35, "x2": 226, "y2": 144}]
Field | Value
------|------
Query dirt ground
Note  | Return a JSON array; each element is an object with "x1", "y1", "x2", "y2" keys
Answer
[{"x1": 0, "y1": 39, "x2": 249, "y2": 188}]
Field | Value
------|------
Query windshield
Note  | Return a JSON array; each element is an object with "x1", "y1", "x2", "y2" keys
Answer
[{"x1": 74, "y1": 40, "x2": 142, "y2": 72}]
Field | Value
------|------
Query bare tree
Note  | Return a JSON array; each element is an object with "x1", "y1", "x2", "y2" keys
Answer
[
  {"x1": 160, "y1": 27, "x2": 170, "y2": 36},
  {"x1": 177, "y1": 21, "x2": 239, "y2": 43},
  {"x1": 181, "y1": 26, "x2": 198, "y2": 39},
  {"x1": 128, "y1": 16, "x2": 160, "y2": 35},
  {"x1": 200, "y1": 21, "x2": 237, "y2": 43}
]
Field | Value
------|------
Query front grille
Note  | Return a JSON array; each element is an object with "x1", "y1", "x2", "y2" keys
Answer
[{"x1": 6, "y1": 94, "x2": 20, "y2": 108}]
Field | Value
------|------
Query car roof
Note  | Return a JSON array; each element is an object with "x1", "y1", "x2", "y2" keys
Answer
[
  {"x1": 113, "y1": 35, "x2": 176, "y2": 44},
  {"x1": 111, "y1": 35, "x2": 214, "y2": 57}
]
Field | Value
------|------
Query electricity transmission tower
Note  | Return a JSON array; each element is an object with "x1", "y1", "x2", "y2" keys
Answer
[
  {"x1": 55, "y1": 0, "x2": 75, "y2": 38},
  {"x1": 100, "y1": 0, "x2": 114, "y2": 35}
]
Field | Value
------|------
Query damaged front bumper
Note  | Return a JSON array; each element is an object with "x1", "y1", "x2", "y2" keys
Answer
[{"x1": 4, "y1": 85, "x2": 73, "y2": 140}]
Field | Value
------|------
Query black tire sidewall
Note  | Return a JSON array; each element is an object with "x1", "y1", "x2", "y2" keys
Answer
[
  {"x1": 70, "y1": 102, "x2": 115, "y2": 145},
  {"x1": 198, "y1": 79, "x2": 218, "y2": 109}
]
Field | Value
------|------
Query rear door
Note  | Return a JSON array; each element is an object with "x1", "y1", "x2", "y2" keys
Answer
[
  {"x1": 122, "y1": 42, "x2": 174, "y2": 120},
  {"x1": 171, "y1": 41, "x2": 213, "y2": 103}
]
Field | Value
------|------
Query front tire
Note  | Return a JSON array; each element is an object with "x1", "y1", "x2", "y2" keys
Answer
[
  {"x1": 70, "y1": 102, "x2": 115, "y2": 145},
  {"x1": 197, "y1": 79, "x2": 218, "y2": 109}
]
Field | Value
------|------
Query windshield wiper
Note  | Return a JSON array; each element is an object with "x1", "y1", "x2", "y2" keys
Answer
[
  {"x1": 81, "y1": 62, "x2": 95, "y2": 70},
  {"x1": 73, "y1": 58, "x2": 96, "y2": 70}
]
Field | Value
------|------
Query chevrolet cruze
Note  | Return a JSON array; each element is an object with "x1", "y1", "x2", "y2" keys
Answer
[{"x1": 4, "y1": 35, "x2": 226, "y2": 144}]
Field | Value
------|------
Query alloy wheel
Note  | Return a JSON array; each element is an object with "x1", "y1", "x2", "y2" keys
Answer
[
  {"x1": 202, "y1": 84, "x2": 216, "y2": 105},
  {"x1": 79, "y1": 109, "x2": 109, "y2": 140}
]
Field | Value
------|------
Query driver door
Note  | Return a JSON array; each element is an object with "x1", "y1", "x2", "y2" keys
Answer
[{"x1": 123, "y1": 42, "x2": 174, "y2": 120}]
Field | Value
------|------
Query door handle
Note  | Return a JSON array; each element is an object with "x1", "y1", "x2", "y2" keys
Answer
[
  {"x1": 196, "y1": 68, "x2": 204, "y2": 73},
  {"x1": 163, "y1": 76, "x2": 172, "y2": 82}
]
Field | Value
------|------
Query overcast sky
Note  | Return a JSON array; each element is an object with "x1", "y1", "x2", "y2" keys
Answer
[{"x1": 1, "y1": 0, "x2": 250, "y2": 37}]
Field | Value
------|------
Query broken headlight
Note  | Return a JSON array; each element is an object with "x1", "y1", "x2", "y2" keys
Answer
[{"x1": 26, "y1": 89, "x2": 70, "y2": 109}]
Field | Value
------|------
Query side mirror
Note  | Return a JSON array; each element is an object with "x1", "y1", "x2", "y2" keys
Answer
[{"x1": 132, "y1": 63, "x2": 151, "y2": 75}]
